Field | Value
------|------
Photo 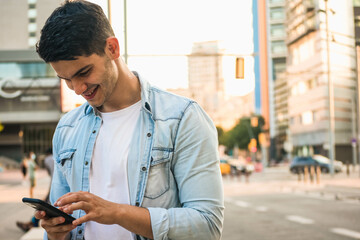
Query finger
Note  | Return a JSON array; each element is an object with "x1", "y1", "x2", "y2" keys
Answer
[
  {"x1": 63, "y1": 201, "x2": 90, "y2": 214},
  {"x1": 56, "y1": 191, "x2": 89, "y2": 207},
  {"x1": 34, "y1": 210, "x2": 47, "y2": 220},
  {"x1": 59, "y1": 204, "x2": 74, "y2": 214},
  {"x1": 72, "y1": 213, "x2": 92, "y2": 226},
  {"x1": 46, "y1": 223, "x2": 76, "y2": 234},
  {"x1": 40, "y1": 216, "x2": 65, "y2": 228}
]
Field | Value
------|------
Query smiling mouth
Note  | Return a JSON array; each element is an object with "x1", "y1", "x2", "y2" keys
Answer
[{"x1": 83, "y1": 85, "x2": 99, "y2": 100}]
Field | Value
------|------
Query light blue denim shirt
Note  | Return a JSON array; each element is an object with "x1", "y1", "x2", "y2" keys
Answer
[{"x1": 46, "y1": 73, "x2": 224, "y2": 240}]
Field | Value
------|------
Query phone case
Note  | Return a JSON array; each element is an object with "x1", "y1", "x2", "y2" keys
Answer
[{"x1": 22, "y1": 197, "x2": 76, "y2": 224}]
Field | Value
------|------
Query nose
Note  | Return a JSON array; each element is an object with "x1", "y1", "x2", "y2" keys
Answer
[{"x1": 72, "y1": 80, "x2": 87, "y2": 95}]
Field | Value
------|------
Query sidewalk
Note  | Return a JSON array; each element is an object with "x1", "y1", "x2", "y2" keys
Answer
[
  {"x1": 0, "y1": 169, "x2": 49, "y2": 240},
  {"x1": 223, "y1": 166, "x2": 360, "y2": 197},
  {"x1": 19, "y1": 228, "x2": 44, "y2": 240}
]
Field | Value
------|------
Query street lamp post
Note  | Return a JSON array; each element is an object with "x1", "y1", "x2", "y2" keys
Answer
[{"x1": 325, "y1": 0, "x2": 336, "y2": 176}]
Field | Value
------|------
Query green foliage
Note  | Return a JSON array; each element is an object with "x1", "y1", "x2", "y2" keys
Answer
[{"x1": 219, "y1": 115, "x2": 265, "y2": 150}]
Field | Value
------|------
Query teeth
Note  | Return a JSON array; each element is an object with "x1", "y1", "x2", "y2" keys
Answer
[{"x1": 85, "y1": 87, "x2": 96, "y2": 96}]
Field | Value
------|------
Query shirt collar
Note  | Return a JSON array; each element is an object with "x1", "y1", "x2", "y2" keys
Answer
[{"x1": 82, "y1": 71, "x2": 152, "y2": 117}]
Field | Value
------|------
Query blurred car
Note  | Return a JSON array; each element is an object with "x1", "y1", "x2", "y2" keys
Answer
[
  {"x1": 228, "y1": 158, "x2": 254, "y2": 175},
  {"x1": 289, "y1": 155, "x2": 343, "y2": 174},
  {"x1": 220, "y1": 159, "x2": 231, "y2": 175}
]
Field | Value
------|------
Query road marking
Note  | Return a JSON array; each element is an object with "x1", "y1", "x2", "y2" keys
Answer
[
  {"x1": 331, "y1": 228, "x2": 360, "y2": 239},
  {"x1": 235, "y1": 201, "x2": 250, "y2": 208},
  {"x1": 255, "y1": 206, "x2": 268, "y2": 212},
  {"x1": 286, "y1": 215, "x2": 314, "y2": 224}
]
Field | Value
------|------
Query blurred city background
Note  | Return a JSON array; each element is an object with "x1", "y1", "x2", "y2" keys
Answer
[{"x1": 0, "y1": 0, "x2": 359, "y2": 239}]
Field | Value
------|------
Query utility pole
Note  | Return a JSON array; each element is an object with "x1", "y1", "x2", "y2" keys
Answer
[
  {"x1": 357, "y1": 46, "x2": 360, "y2": 177},
  {"x1": 352, "y1": 96, "x2": 357, "y2": 171},
  {"x1": 107, "y1": 0, "x2": 111, "y2": 24},
  {"x1": 123, "y1": 0, "x2": 128, "y2": 64},
  {"x1": 325, "y1": 0, "x2": 336, "y2": 176}
]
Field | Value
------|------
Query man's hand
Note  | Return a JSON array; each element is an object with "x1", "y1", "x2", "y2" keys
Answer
[
  {"x1": 34, "y1": 211, "x2": 75, "y2": 240},
  {"x1": 54, "y1": 191, "x2": 153, "y2": 239},
  {"x1": 55, "y1": 191, "x2": 119, "y2": 226}
]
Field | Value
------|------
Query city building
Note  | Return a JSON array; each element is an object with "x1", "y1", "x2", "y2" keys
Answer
[
  {"x1": 186, "y1": 41, "x2": 254, "y2": 130},
  {"x1": 285, "y1": 0, "x2": 357, "y2": 163},
  {"x1": 267, "y1": 0, "x2": 288, "y2": 162},
  {"x1": 0, "y1": 0, "x2": 65, "y2": 161},
  {"x1": 252, "y1": 0, "x2": 271, "y2": 130},
  {"x1": 353, "y1": 0, "x2": 360, "y2": 166}
]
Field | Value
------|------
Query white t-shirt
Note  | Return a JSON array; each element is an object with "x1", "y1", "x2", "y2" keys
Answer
[{"x1": 84, "y1": 101, "x2": 141, "y2": 240}]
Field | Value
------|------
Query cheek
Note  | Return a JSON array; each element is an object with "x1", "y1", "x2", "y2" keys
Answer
[{"x1": 65, "y1": 80, "x2": 73, "y2": 90}]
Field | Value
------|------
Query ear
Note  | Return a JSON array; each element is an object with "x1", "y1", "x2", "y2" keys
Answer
[{"x1": 105, "y1": 37, "x2": 120, "y2": 59}]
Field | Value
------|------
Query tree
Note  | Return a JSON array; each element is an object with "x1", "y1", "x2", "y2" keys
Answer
[{"x1": 220, "y1": 115, "x2": 265, "y2": 151}]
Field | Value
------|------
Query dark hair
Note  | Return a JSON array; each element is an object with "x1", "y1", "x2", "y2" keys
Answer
[{"x1": 36, "y1": 0, "x2": 114, "y2": 62}]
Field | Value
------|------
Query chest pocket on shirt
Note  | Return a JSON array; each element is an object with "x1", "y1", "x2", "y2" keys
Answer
[
  {"x1": 56, "y1": 149, "x2": 76, "y2": 177},
  {"x1": 144, "y1": 149, "x2": 172, "y2": 199}
]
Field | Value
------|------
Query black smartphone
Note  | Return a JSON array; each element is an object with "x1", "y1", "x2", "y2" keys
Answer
[{"x1": 22, "y1": 197, "x2": 76, "y2": 225}]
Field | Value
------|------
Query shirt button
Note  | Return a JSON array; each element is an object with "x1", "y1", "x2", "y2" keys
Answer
[
  {"x1": 147, "y1": 133, "x2": 151, "y2": 137},
  {"x1": 92, "y1": 130, "x2": 96, "y2": 134},
  {"x1": 85, "y1": 161, "x2": 89, "y2": 166},
  {"x1": 141, "y1": 166, "x2": 147, "y2": 171},
  {"x1": 78, "y1": 230, "x2": 82, "y2": 234}
]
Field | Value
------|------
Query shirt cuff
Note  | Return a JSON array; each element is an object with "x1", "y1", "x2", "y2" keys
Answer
[{"x1": 147, "y1": 207, "x2": 170, "y2": 240}]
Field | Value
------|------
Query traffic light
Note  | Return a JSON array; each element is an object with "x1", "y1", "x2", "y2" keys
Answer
[{"x1": 235, "y1": 57, "x2": 244, "y2": 79}]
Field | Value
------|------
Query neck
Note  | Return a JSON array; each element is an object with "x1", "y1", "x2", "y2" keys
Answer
[{"x1": 98, "y1": 59, "x2": 141, "y2": 112}]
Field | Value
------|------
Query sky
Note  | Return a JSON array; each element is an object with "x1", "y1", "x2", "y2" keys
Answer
[{"x1": 89, "y1": 0, "x2": 255, "y2": 95}]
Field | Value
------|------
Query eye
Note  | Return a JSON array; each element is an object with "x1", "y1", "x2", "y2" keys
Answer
[{"x1": 78, "y1": 68, "x2": 91, "y2": 77}]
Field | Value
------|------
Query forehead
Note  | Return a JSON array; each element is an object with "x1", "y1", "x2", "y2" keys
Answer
[{"x1": 50, "y1": 54, "x2": 102, "y2": 78}]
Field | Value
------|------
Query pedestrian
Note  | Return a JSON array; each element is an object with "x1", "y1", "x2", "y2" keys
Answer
[
  {"x1": 27, "y1": 151, "x2": 37, "y2": 198},
  {"x1": 16, "y1": 148, "x2": 54, "y2": 232},
  {"x1": 34, "y1": 1, "x2": 224, "y2": 240},
  {"x1": 20, "y1": 154, "x2": 29, "y2": 183}
]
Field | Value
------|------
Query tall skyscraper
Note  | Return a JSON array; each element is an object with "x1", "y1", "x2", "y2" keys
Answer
[
  {"x1": 267, "y1": 0, "x2": 288, "y2": 161},
  {"x1": 285, "y1": 0, "x2": 356, "y2": 164}
]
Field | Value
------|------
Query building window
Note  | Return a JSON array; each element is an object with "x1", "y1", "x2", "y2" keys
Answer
[
  {"x1": 28, "y1": 3, "x2": 36, "y2": 9},
  {"x1": 29, "y1": 32, "x2": 36, "y2": 37},
  {"x1": 271, "y1": 24, "x2": 285, "y2": 38},
  {"x1": 29, "y1": 18, "x2": 36, "y2": 23},
  {"x1": 271, "y1": 41, "x2": 286, "y2": 54},
  {"x1": 301, "y1": 111, "x2": 313, "y2": 125},
  {"x1": 270, "y1": 0, "x2": 284, "y2": 3},
  {"x1": 28, "y1": 38, "x2": 37, "y2": 47},
  {"x1": 28, "y1": 23, "x2": 37, "y2": 32},
  {"x1": 270, "y1": 8, "x2": 285, "y2": 20},
  {"x1": 290, "y1": 117, "x2": 295, "y2": 125},
  {"x1": 0, "y1": 62, "x2": 56, "y2": 79},
  {"x1": 28, "y1": 9, "x2": 37, "y2": 18},
  {"x1": 354, "y1": 0, "x2": 360, "y2": 7}
]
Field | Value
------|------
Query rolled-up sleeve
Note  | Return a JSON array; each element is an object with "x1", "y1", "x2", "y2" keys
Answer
[{"x1": 148, "y1": 102, "x2": 224, "y2": 240}]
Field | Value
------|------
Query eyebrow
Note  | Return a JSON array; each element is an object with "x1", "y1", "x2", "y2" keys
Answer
[{"x1": 57, "y1": 64, "x2": 93, "y2": 80}]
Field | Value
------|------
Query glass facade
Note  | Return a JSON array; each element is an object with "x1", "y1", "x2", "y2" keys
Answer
[{"x1": 0, "y1": 62, "x2": 56, "y2": 79}]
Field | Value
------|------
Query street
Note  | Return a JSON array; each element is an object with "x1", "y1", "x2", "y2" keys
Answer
[
  {"x1": 0, "y1": 167, "x2": 359, "y2": 240},
  {"x1": 223, "y1": 192, "x2": 360, "y2": 240}
]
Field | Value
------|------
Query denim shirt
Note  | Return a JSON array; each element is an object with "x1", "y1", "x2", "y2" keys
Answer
[{"x1": 46, "y1": 73, "x2": 224, "y2": 240}]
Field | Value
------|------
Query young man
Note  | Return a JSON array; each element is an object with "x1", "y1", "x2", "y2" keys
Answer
[{"x1": 34, "y1": 1, "x2": 224, "y2": 240}]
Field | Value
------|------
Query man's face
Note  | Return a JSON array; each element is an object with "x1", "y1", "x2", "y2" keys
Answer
[{"x1": 51, "y1": 54, "x2": 118, "y2": 110}]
